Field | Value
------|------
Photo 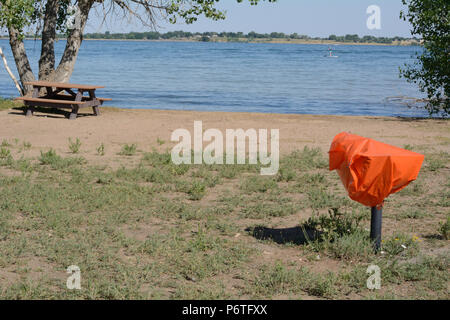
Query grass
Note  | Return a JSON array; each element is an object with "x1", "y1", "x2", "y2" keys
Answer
[
  {"x1": 96, "y1": 143, "x2": 105, "y2": 156},
  {"x1": 0, "y1": 147, "x2": 11, "y2": 159},
  {"x1": 119, "y1": 144, "x2": 137, "y2": 156},
  {"x1": 0, "y1": 98, "x2": 18, "y2": 111},
  {"x1": 38, "y1": 149, "x2": 85, "y2": 169},
  {"x1": 68, "y1": 138, "x2": 82, "y2": 154},
  {"x1": 0, "y1": 145, "x2": 447, "y2": 300},
  {"x1": 382, "y1": 233, "x2": 420, "y2": 257},
  {"x1": 439, "y1": 215, "x2": 450, "y2": 240},
  {"x1": 156, "y1": 137, "x2": 165, "y2": 145},
  {"x1": 424, "y1": 151, "x2": 448, "y2": 172},
  {"x1": 22, "y1": 141, "x2": 32, "y2": 150}
]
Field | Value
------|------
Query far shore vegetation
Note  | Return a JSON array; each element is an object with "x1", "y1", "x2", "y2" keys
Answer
[{"x1": 0, "y1": 31, "x2": 420, "y2": 46}]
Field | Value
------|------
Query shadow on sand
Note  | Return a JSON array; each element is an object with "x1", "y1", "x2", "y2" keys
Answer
[
  {"x1": 367, "y1": 116, "x2": 448, "y2": 123},
  {"x1": 9, "y1": 106, "x2": 95, "y2": 119}
]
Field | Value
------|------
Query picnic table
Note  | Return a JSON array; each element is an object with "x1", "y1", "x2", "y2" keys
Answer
[{"x1": 15, "y1": 81, "x2": 111, "y2": 120}]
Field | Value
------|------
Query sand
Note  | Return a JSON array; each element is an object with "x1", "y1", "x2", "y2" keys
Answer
[{"x1": 0, "y1": 107, "x2": 449, "y2": 164}]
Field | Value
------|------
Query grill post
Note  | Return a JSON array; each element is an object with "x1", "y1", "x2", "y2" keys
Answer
[{"x1": 370, "y1": 205, "x2": 383, "y2": 253}]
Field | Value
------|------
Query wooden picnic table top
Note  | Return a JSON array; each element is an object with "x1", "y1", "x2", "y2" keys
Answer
[{"x1": 24, "y1": 81, "x2": 104, "y2": 90}]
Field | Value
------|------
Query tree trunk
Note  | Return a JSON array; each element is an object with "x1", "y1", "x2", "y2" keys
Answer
[
  {"x1": 8, "y1": 0, "x2": 94, "y2": 90},
  {"x1": 8, "y1": 26, "x2": 35, "y2": 95},
  {"x1": 38, "y1": 0, "x2": 59, "y2": 81},
  {"x1": 52, "y1": 0, "x2": 94, "y2": 83}
]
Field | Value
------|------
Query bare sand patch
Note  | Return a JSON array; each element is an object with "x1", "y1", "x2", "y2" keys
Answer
[{"x1": 1, "y1": 108, "x2": 448, "y2": 167}]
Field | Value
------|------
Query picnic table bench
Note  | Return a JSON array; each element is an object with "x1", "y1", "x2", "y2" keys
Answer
[{"x1": 15, "y1": 81, "x2": 111, "y2": 120}]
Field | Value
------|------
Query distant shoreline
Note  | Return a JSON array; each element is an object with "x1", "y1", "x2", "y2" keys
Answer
[{"x1": 0, "y1": 37, "x2": 419, "y2": 47}]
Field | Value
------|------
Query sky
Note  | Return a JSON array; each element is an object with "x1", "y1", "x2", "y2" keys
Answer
[{"x1": 86, "y1": 0, "x2": 413, "y2": 37}]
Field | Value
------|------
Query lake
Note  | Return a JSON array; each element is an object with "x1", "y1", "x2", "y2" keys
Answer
[{"x1": 0, "y1": 39, "x2": 427, "y2": 117}]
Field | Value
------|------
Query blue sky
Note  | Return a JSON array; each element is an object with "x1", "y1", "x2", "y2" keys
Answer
[{"x1": 86, "y1": 0, "x2": 413, "y2": 37}]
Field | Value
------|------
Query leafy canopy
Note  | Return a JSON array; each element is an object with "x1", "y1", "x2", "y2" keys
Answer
[
  {"x1": 0, "y1": 0, "x2": 276, "y2": 36},
  {"x1": 400, "y1": 0, "x2": 449, "y2": 117}
]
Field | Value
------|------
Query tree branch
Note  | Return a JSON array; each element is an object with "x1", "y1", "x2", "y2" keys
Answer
[{"x1": 0, "y1": 46, "x2": 24, "y2": 96}]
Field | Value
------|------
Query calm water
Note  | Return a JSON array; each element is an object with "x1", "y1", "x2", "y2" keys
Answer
[{"x1": 0, "y1": 39, "x2": 426, "y2": 117}]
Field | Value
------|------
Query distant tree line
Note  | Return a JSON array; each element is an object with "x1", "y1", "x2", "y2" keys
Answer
[
  {"x1": 74, "y1": 31, "x2": 417, "y2": 44},
  {"x1": 0, "y1": 30, "x2": 417, "y2": 45}
]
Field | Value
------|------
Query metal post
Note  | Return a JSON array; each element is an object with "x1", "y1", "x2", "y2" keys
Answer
[{"x1": 370, "y1": 205, "x2": 383, "y2": 253}]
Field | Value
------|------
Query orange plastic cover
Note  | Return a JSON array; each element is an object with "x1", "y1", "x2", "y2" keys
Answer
[{"x1": 329, "y1": 132, "x2": 424, "y2": 207}]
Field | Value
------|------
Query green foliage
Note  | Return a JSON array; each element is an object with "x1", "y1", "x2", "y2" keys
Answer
[
  {"x1": 1, "y1": 1, "x2": 276, "y2": 38},
  {"x1": 280, "y1": 147, "x2": 328, "y2": 171},
  {"x1": 38, "y1": 149, "x2": 60, "y2": 165},
  {"x1": 119, "y1": 144, "x2": 137, "y2": 156},
  {"x1": 251, "y1": 262, "x2": 337, "y2": 299},
  {"x1": 83, "y1": 30, "x2": 415, "y2": 45},
  {"x1": 328, "y1": 229, "x2": 373, "y2": 261},
  {"x1": 303, "y1": 208, "x2": 366, "y2": 244},
  {"x1": 240, "y1": 176, "x2": 278, "y2": 193},
  {"x1": 68, "y1": 138, "x2": 81, "y2": 154},
  {"x1": 306, "y1": 187, "x2": 346, "y2": 209},
  {"x1": 156, "y1": 137, "x2": 165, "y2": 145},
  {"x1": 22, "y1": 141, "x2": 31, "y2": 150},
  {"x1": 382, "y1": 233, "x2": 419, "y2": 257},
  {"x1": 0, "y1": 0, "x2": 87, "y2": 37},
  {"x1": 276, "y1": 167, "x2": 296, "y2": 182},
  {"x1": 400, "y1": 0, "x2": 450, "y2": 116},
  {"x1": 425, "y1": 151, "x2": 448, "y2": 171},
  {"x1": 96, "y1": 143, "x2": 105, "y2": 156},
  {"x1": 0, "y1": 147, "x2": 11, "y2": 159},
  {"x1": 0, "y1": 145, "x2": 447, "y2": 299},
  {"x1": 187, "y1": 180, "x2": 206, "y2": 200},
  {"x1": 1, "y1": 139, "x2": 11, "y2": 147},
  {"x1": 0, "y1": 98, "x2": 17, "y2": 111},
  {"x1": 0, "y1": 0, "x2": 35, "y2": 37},
  {"x1": 38, "y1": 149, "x2": 85, "y2": 170},
  {"x1": 403, "y1": 144, "x2": 414, "y2": 151}
]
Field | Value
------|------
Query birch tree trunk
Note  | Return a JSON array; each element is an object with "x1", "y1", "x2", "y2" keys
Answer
[{"x1": 7, "y1": 26, "x2": 35, "y2": 95}]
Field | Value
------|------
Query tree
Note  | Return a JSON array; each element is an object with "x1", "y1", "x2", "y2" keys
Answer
[
  {"x1": 0, "y1": 0, "x2": 276, "y2": 95},
  {"x1": 328, "y1": 34, "x2": 337, "y2": 41},
  {"x1": 400, "y1": 0, "x2": 449, "y2": 117}
]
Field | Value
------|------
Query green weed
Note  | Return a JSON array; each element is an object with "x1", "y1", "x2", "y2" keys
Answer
[
  {"x1": 68, "y1": 138, "x2": 82, "y2": 154},
  {"x1": 119, "y1": 144, "x2": 137, "y2": 156}
]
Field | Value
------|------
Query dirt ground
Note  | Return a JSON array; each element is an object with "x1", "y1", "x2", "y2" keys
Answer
[
  {"x1": 0, "y1": 106, "x2": 448, "y2": 300},
  {"x1": 1, "y1": 107, "x2": 449, "y2": 162}
]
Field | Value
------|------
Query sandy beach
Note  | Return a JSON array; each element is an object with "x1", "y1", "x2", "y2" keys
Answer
[{"x1": 1, "y1": 107, "x2": 449, "y2": 164}]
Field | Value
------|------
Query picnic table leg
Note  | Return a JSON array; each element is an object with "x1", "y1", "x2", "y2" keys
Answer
[
  {"x1": 69, "y1": 90, "x2": 83, "y2": 120},
  {"x1": 69, "y1": 104, "x2": 79, "y2": 120},
  {"x1": 25, "y1": 87, "x2": 39, "y2": 117},
  {"x1": 93, "y1": 104, "x2": 100, "y2": 116},
  {"x1": 25, "y1": 104, "x2": 35, "y2": 117},
  {"x1": 88, "y1": 89, "x2": 100, "y2": 116}
]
